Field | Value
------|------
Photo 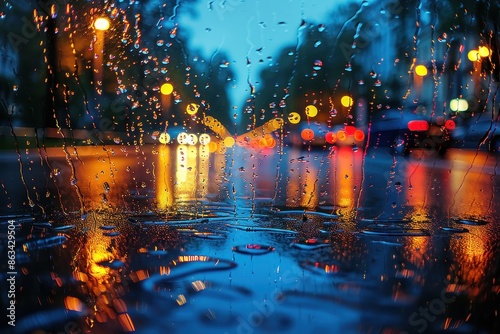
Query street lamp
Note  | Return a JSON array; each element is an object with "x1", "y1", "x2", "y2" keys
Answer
[
  {"x1": 414, "y1": 64, "x2": 428, "y2": 101},
  {"x1": 93, "y1": 17, "x2": 110, "y2": 91},
  {"x1": 467, "y1": 50, "x2": 480, "y2": 62},
  {"x1": 415, "y1": 65, "x2": 428, "y2": 77},
  {"x1": 94, "y1": 17, "x2": 110, "y2": 31},
  {"x1": 160, "y1": 83, "x2": 174, "y2": 110}
]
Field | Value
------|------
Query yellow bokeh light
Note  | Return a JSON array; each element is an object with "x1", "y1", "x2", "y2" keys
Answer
[
  {"x1": 288, "y1": 112, "x2": 301, "y2": 124},
  {"x1": 161, "y1": 83, "x2": 174, "y2": 95},
  {"x1": 415, "y1": 65, "x2": 428, "y2": 77},
  {"x1": 340, "y1": 96, "x2": 353, "y2": 108},
  {"x1": 467, "y1": 50, "x2": 480, "y2": 62},
  {"x1": 478, "y1": 46, "x2": 490, "y2": 58},
  {"x1": 94, "y1": 17, "x2": 110, "y2": 31},
  {"x1": 186, "y1": 103, "x2": 199, "y2": 115},
  {"x1": 159, "y1": 132, "x2": 170, "y2": 144},
  {"x1": 305, "y1": 105, "x2": 318, "y2": 117},
  {"x1": 337, "y1": 130, "x2": 347, "y2": 141},
  {"x1": 223, "y1": 137, "x2": 235, "y2": 147},
  {"x1": 199, "y1": 133, "x2": 211, "y2": 145},
  {"x1": 177, "y1": 132, "x2": 188, "y2": 145},
  {"x1": 207, "y1": 141, "x2": 218, "y2": 152},
  {"x1": 186, "y1": 133, "x2": 198, "y2": 145}
]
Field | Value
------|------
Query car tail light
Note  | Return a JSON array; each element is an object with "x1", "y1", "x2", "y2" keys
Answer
[
  {"x1": 354, "y1": 129, "x2": 365, "y2": 141},
  {"x1": 445, "y1": 119, "x2": 456, "y2": 130},
  {"x1": 407, "y1": 120, "x2": 429, "y2": 131}
]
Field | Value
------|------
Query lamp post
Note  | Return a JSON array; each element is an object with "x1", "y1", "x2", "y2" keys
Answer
[
  {"x1": 160, "y1": 82, "x2": 174, "y2": 110},
  {"x1": 93, "y1": 17, "x2": 110, "y2": 92},
  {"x1": 414, "y1": 64, "x2": 428, "y2": 101}
]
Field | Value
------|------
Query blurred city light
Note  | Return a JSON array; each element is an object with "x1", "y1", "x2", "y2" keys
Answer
[
  {"x1": 305, "y1": 105, "x2": 318, "y2": 117},
  {"x1": 467, "y1": 50, "x2": 480, "y2": 62},
  {"x1": 301, "y1": 128, "x2": 315, "y2": 141},
  {"x1": 288, "y1": 112, "x2": 301, "y2": 124},
  {"x1": 340, "y1": 96, "x2": 353, "y2": 107},
  {"x1": 478, "y1": 46, "x2": 491, "y2": 58},
  {"x1": 94, "y1": 17, "x2": 110, "y2": 31},
  {"x1": 161, "y1": 83, "x2": 174, "y2": 95},
  {"x1": 415, "y1": 64, "x2": 428, "y2": 77},
  {"x1": 450, "y1": 98, "x2": 468, "y2": 112}
]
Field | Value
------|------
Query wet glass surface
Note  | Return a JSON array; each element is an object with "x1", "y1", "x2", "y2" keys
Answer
[{"x1": 1, "y1": 0, "x2": 499, "y2": 333}]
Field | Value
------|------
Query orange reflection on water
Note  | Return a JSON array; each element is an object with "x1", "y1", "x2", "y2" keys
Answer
[
  {"x1": 285, "y1": 149, "x2": 318, "y2": 208},
  {"x1": 331, "y1": 146, "x2": 362, "y2": 214},
  {"x1": 155, "y1": 144, "x2": 173, "y2": 210},
  {"x1": 175, "y1": 145, "x2": 198, "y2": 201},
  {"x1": 447, "y1": 150, "x2": 495, "y2": 218},
  {"x1": 405, "y1": 158, "x2": 431, "y2": 222}
]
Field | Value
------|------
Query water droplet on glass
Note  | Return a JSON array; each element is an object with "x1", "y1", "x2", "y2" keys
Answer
[
  {"x1": 313, "y1": 40, "x2": 321, "y2": 48},
  {"x1": 318, "y1": 24, "x2": 326, "y2": 32},
  {"x1": 313, "y1": 60, "x2": 323, "y2": 70}
]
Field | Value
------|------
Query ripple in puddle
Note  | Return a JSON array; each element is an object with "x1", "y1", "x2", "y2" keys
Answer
[
  {"x1": 142, "y1": 256, "x2": 237, "y2": 293},
  {"x1": 232, "y1": 244, "x2": 275, "y2": 255},
  {"x1": 291, "y1": 238, "x2": 331, "y2": 250}
]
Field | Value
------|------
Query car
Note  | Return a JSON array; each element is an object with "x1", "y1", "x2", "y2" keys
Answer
[
  {"x1": 284, "y1": 121, "x2": 366, "y2": 148},
  {"x1": 367, "y1": 108, "x2": 456, "y2": 155},
  {"x1": 451, "y1": 112, "x2": 499, "y2": 151}
]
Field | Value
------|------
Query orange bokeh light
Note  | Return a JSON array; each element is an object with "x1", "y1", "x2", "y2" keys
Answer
[{"x1": 301, "y1": 129, "x2": 315, "y2": 141}]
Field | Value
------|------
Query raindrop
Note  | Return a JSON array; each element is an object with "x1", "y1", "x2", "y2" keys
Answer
[
  {"x1": 103, "y1": 231, "x2": 121, "y2": 237},
  {"x1": 453, "y1": 218, "x2": 489, "y2": 226},
  {"x1": 99, "y1": 225, "x2": 116, "y2": 230},
  {"x1": 24, "y1": 235, "x2": 68, "y2": 251},
  {"x1": 97, "y1": 259, "x2": 125, "y2": 269},
  {"x1": 192, "y1": 232, "x2": 227, "y2": 240},
  {"x1": 313, "y1": 60, "x2": 323, "y2": 70},
  {"x1": 439, "y1": 227, "x2": 469, "y2": 233},
  {"x1": 51, "y1": 225, "x2": 75, "y2": 231},
  {"x1": 313, "y1": 40, "x2": 322, "y2": 48},
  {"x1": 227, "y1": 224, "x2": 298, "y2": 235},
  {"x1": 345, "y1": 63, "x2": 352, "y2": 71},
  {"x1": 291, "y1": 238, "x2": 330, "y2": 250},
  {"x1": 318, "y1": 24, "x2": 326, "y2": 32},
  {"x1": 361, "y1": 227, "x2": 430, "y2": 236}
]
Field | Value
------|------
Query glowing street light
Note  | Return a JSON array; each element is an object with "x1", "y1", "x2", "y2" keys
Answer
[
  {"x1": 161, "y1": 83, "x2": 174, "y2": 95},
  {"x1": 467, "y1": 50, "x2": 480, "y2": 62},
  {"x1": 478, "y1": 46, "x2": 490, "y2": 58},
  {"x1": 340, "y1": 96, "x2": 353, "y2": 108},
  {"x1": 160, "y1": 83, "x2": 174, "y2": 110},
  {"x1": 415, "y1": 65, "x2": 428, "y2": 77},
  {"x1": 94, "y1": 17, "x2": 110, "y2": 31},
  {"x1": 93, "y1": 17, "x2": 111, "y2": 91}
]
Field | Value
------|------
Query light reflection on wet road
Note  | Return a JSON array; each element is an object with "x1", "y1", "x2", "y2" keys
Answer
[{"x1": 0, "y1": 145, "x2": 498, "y2": 333}]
